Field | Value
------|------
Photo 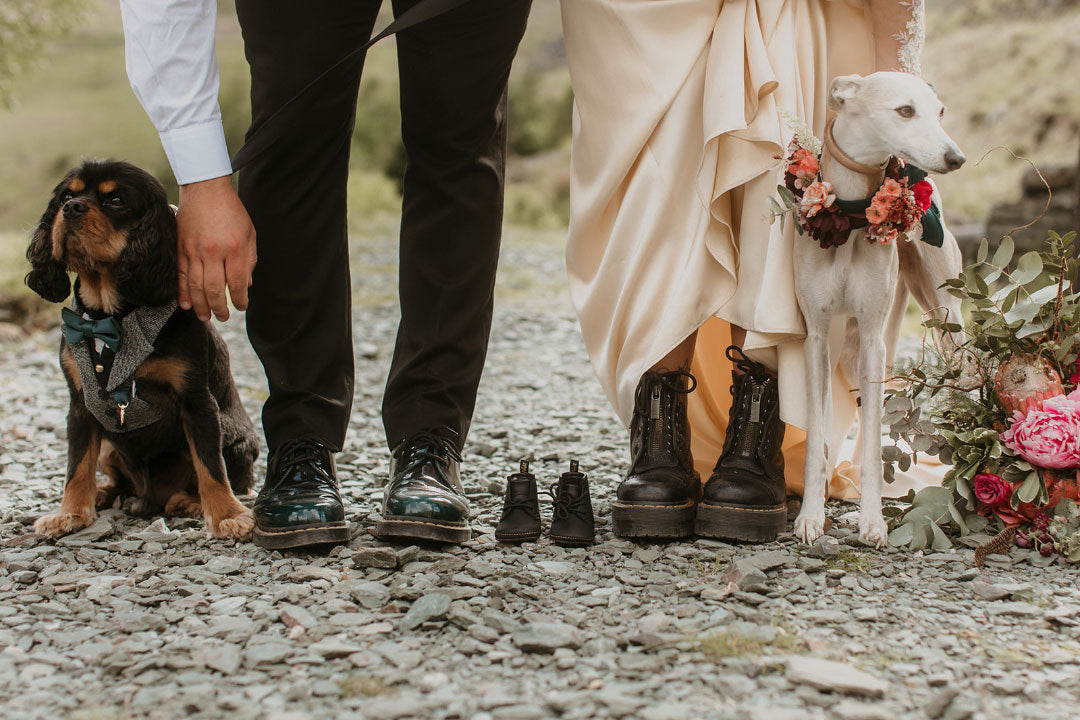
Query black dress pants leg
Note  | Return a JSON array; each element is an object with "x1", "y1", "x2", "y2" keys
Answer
[
  {"x1": 382, "y1": 0, "x2": 532, "y2": 450},
  {"x1": 235, "y1": 0, "x2": 382, "y2": 453},
  {"x1": 236, "y1": 0, "x2": 531, "y2": 457}
]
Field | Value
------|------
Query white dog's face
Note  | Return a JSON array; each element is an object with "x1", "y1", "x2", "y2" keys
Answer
[{"x1": 829, "y1": 72, "x2": 965, "y2": 174}]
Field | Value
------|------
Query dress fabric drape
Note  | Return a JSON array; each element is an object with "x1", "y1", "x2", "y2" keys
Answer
[{"x1": 561, "y1": 0, "x2": 941, "y2": 499}]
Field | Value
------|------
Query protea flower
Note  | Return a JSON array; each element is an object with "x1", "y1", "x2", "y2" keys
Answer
[{"x1": 994, "y1": 354, "x2": 1064, "y2": 416}]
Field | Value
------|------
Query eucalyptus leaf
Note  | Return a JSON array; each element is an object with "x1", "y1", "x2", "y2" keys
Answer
[
  {"x1": 990, "y1": 236, "x2": 1014, "y2": 271},
  {"x1": 966, "y1": 514, "x2": 988, "y2": 533},
  {"x1": 1017, "y1": 471, "x2": 1040, "y2": 504},
  {"x1": 1012, "y1": 251, "x2": 1044, "y2": 285},
  {"x1": 929, "y1": 522, "x2": 952, "y2": 550},
  {"x1": 888, "y1": 522, "x2": 914, "y2": 547},
  {"x1": 976, "y1": 237, "x2": 989, "y2": 264}
]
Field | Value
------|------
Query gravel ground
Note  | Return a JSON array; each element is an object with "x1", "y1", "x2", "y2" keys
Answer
[{"x1": 2, "y1": 229, "x2": 1080, "y2": 720}]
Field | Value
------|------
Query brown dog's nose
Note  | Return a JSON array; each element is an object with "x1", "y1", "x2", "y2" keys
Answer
[
  {"x1": 944, "y1": 149, "x2": 966, "y2": 171},
  {"x1": 62, "y1": 198, "x2": 88, "y2": 216}
]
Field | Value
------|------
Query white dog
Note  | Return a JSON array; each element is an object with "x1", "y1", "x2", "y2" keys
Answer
[{"x1": 792, "y1": 72, "x2": 966, "y2": 547}]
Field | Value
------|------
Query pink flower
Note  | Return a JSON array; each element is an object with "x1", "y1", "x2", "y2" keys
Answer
[
  {"x1": 875, "y1": 226, "x2": 899, "y2": 245},
  {"x1": 799, "y1": 180, "x2": 836, "y2": 218},
  {"x1": 879, "y1": 177, "x2": 903, "y2": 200},
  {"x1": 1001, "y1": 394, "x2": 1080, "y2": 469},
  {"x1": 787, "y1": 148, "x2": 820, "y2": 189},
  {"x1": 866, "y1": 199, "x2": 889, "y2": 225},
  {"x1": 973, "y1": 472, "x2": 1011, "y2": 507}
]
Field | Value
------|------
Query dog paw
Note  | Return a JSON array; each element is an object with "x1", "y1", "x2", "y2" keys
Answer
[
  {"x1": 165, "y1": 492, "x2": 203, "y2": 518},
  {"x1": 210, "y1": 508, "x2": 254, "y2": 541},
  {"x1": 859, "y1": 512, "x2": 889, "y2": 548},
  {"x1": 794, "y1": 509, "x2": 827, "y2": 544},
  {"x1": 34, "y1": 510, "x2": 95, "y2": 539}
]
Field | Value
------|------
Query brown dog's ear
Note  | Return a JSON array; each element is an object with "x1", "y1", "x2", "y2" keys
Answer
[
  {"x1": 828, "y1": 74, "x2": 863, "y2": 113},
  {"x1": 114, "y1": 198, "x2": 179, "y2": 307},
  {"x1": 25, "y1": 186, "x2": 71, "y2": 303}
]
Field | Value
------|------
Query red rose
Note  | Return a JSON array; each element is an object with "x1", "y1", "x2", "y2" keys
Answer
[
  {"x1": 912, "y1": 180, "x2": 933, "y2": 212},
  {"x1": 973, "y1": 472, "x2": 1010, "y2": 507}
]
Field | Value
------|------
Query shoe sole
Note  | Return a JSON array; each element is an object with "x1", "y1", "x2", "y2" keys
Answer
[
  {"x1": 550, "y1": 533, "x2": 594, "y2": 547},
  {"x1": 611, "y1": 500, "x2": 695, "y2": 539},
  {"x1": 494, "y1": 530, "x2": 541, "y2": 544},
  {"x1": 376, "y1": 516, "x2": 471, "y2": 544},
  {"x1": 253, "y1": 522, "x2": 350, "y2": 550},
  {"x1": 694, "y1": 502, "x2": 786, "y2": 542}
]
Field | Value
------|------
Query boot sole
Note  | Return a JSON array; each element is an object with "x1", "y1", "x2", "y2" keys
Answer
[
  {"x1": 550, "y1": 533, "x2": 594, "y2": 547},
  {"x1": 494, "y1": 530, "x2": 541, "y2": 544},
  {"x1": 376, "y1": 516, "x2": 471, "y2": 544},
  {"x1": 253, "y1": 522, "x2": 350, "y2": 550},
  {"x1": 611, "y1": 500, "x2": 695, "y2": 539},
  {"x1": 695, "y1": 502, "x2": 786, "y2": 542}
]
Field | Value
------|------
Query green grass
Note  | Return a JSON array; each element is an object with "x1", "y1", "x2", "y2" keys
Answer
[
  {"x1": 698, "y1": 626, "x2": 807, "y2": 660},
  {"x1": 823, "y1": 548, "x2": 876, "y2": 574},
  {"x1": 338, "y1": 673, "x2": 387, "y2": 698}
]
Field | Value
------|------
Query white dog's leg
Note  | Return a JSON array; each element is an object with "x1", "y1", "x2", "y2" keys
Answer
[
  {"x1": 794, "y1": 324, "x2": 830, "y2": 544},
  {"x1": 856, "y1": 328, "x2": 889, "y2": 547}
]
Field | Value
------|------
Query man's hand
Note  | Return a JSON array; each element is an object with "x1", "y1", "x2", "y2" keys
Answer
[{"x1": 176, "y1": 176, "x2": 257, "y2": 322}]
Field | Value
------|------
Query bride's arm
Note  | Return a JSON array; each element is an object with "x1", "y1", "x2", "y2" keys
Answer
[{"x1": 868, "y1": 0, "x2": 925, "y2": 75}]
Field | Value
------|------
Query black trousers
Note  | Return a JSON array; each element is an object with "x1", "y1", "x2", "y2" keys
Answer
[{"x1": 235, "y1": 0, "x2": 531, "y2": 453}]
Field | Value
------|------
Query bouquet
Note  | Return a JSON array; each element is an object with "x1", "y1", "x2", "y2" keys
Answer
[{"x1": 883, "y1": 230, "x2": 1080, "y2": 563}]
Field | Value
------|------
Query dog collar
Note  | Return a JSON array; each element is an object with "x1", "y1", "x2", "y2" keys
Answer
[{"x1": 823, "y1": 117, "x2": 890, "y2": 176}]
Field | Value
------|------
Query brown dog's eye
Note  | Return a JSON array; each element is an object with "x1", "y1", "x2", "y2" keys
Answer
[
  {"x1": 895, "y1": 105, "x2": 916, "y2": 119},
  {"x1": 106, "y1": 196, "x2": 125, "y2": 208},
  {"x1": 59, "y1": 191, "x2": 73, "y2": 203}
]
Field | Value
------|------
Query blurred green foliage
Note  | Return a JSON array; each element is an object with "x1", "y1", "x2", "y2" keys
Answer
[{"x1": 0, "y1": 0, "x2": 84, "y2": 108}]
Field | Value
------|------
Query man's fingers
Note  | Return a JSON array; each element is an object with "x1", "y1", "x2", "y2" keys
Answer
[
  {"x1": 226, "y1": 234, "x2": 255, "y2": 312},
  {"x1": 202, "y1": 262, "x2": 230, "y2": 322},
  {"x1": 177, "y1": 252, "x2": 192, "y2": 310},
  {"x1": 226, "y1": 257, "x2": 249, "y2": 312},
  {"x1": 186, "y1": 260, "x2": 213, "y2": 323}
]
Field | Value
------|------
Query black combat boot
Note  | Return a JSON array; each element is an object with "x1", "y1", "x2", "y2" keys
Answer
[
  {"x1": 696, "y1": 347, "x2": 787, "y2": 542},
  {"x1": 495, "y1": 460, "x2": 542, "y2": 544},
  {"x1": 612, "y1": 370, "x2": 699, "y2": 539}
]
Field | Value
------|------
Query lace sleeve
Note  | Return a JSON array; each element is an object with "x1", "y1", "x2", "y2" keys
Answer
[{"x1": 868, "y1": 0, "x2": 925, "y2": 75}]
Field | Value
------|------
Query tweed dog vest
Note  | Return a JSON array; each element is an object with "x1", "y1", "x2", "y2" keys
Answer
[{"x1": 62, "y1": 298, "x2": 179, "y2": 433}]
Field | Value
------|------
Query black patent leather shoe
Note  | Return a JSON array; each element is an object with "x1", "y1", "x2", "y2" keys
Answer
[
  {"x1": 376, "y1": 430, "x2": 471, "y2": 544},
  {"x1": 252, "y1": 437, "x2": 349, "y2": 550},
  {"x1": 495, "y1": 460, "x2": 541, "y2": 544}
]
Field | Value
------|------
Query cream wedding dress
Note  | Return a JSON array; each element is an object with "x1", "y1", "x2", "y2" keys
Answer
[{"x1": 560, "y1": 0, "x2": 943, "y2": 499}]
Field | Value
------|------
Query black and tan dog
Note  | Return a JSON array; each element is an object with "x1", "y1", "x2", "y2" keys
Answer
[{"x1": 26, "y1": 160, "x2": 258, "y2": 540}]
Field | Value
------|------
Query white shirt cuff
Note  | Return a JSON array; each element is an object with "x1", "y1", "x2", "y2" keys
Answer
[{"x1": 159, "y1": 120, "x2": 233, "y2": 185}]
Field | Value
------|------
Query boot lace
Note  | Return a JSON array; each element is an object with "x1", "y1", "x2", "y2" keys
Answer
[
  {"x1": 545, "y1": 482, "x2": 590, "y2": 522},
  {"x1": 392, "y1": 429, "x2": 462, "y2": 490},
  {"x1": 264, "y1": 436, "x2": 335, "y2": 493},
  {"x1": 501, "y1": 493, "x2": 539, "y2": 521}
]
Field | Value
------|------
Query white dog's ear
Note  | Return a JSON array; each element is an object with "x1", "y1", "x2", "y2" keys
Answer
[{"x1": 828, "y1": 75, "x2": 863, "y2": 112}]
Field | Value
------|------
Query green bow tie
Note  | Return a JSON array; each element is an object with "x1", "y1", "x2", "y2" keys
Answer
[{"x1": 62, "y1": 307, "x2": 123, "y2": 352}]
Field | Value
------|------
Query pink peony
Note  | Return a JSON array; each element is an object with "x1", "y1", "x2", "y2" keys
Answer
[
  {"x1": 799, "y1": 180, "x2": 836, "y2": 218},
  {"x1": 1001, "y1": 394, "x2": 1080, "y2": 469},
  {"x1": 973, "y1": 472, "x2": 1011, "y2": 507}
]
